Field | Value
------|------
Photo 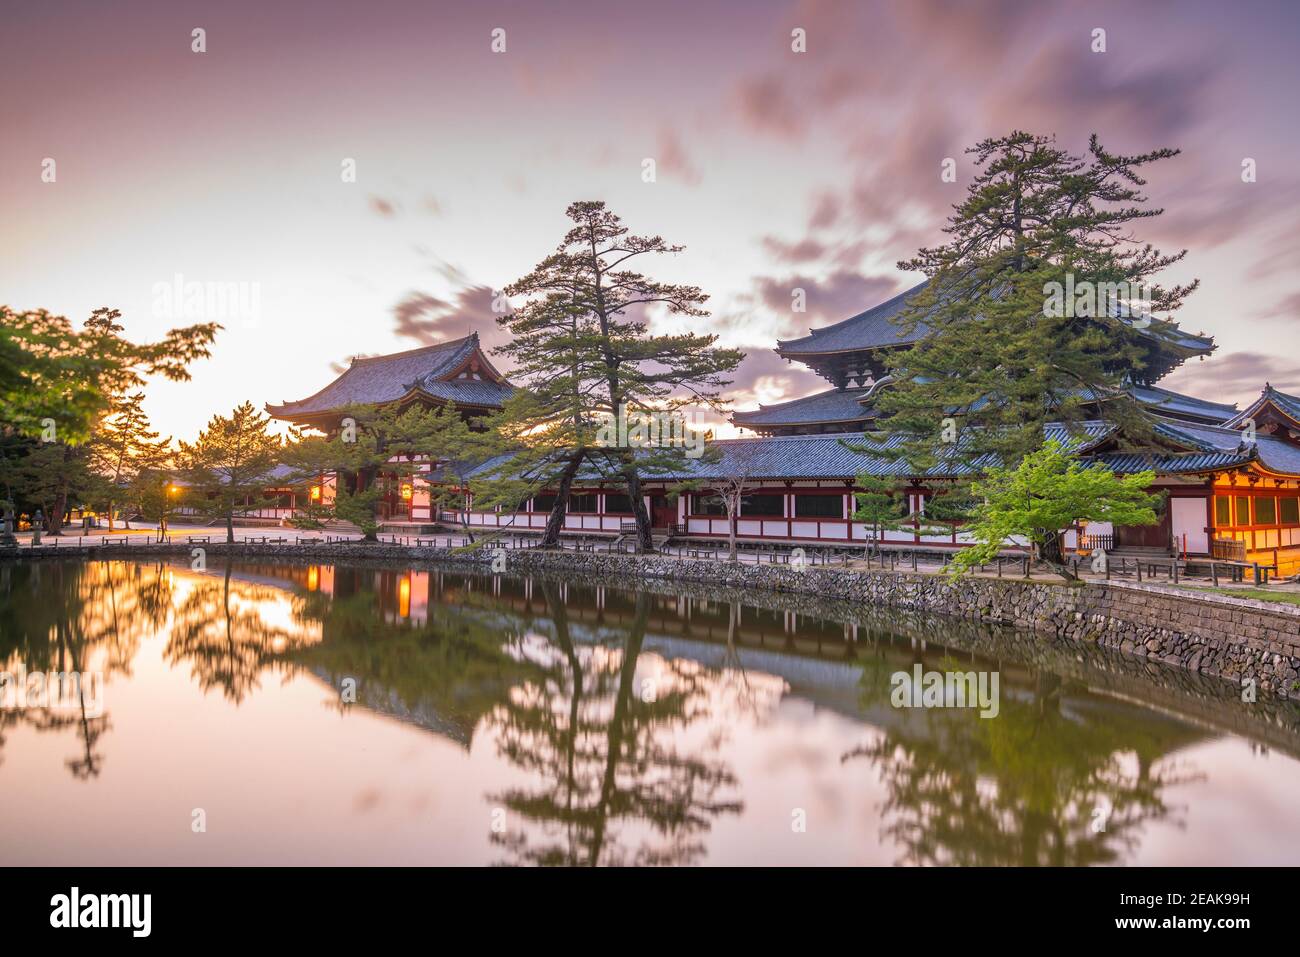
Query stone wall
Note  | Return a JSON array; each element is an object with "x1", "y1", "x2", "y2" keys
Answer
[{"x1": 5, "y1": 540, "x2": 1298, "y2": 696}]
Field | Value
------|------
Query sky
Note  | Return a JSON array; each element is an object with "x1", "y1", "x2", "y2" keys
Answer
[{"x1": 3, "y1": 0, "x2": 1299, "y2": 442}]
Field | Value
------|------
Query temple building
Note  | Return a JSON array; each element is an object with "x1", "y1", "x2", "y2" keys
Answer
[
  {"x1": 267, "y1": 285, "x2": 1300, "y2": 576},
  {"x1": 267, "y1": 333, "x2": 512, "y2": 522}
]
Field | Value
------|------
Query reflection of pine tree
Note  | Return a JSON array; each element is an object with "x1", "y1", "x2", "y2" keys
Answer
[
  {"x1": 0, "y1": 561, "x2": 170, "y2": 777},
  {"x1": 166, "y1": 563, "x2": 304, "y2": 703},
  {"x1": 487, "y1": 586, "x2": 743, "y2": 866},
  {"x1": 845, "y1": 667, "x2": 1201, "y2": 866}
]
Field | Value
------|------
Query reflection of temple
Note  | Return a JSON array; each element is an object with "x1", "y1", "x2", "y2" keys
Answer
[
  {"x1": 217, "y1": 560, "x2": 1300, "y2": 755},
  {"x1": 267, "y1": 285, "x2": 1300, "y2": 573},
  {"x1": 194, "y1": 558, "x2": 1240, "y2": 865}
]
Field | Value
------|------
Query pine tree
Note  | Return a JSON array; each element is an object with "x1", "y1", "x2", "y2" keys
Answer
[
  {"x1": 178, "y1": 402, "x2": 284, "y2": 543},
  {"x1": 283, "y1": 402, "x2": 465, "y2": 541},
  {"x1": 851, "y1": 473, "x2": 912, "y2": 557},
  {"x1": 13, "y1": 442, "x2": 95, "y2": 532},
  {"x1": 87, "y1": 392, "x2": 172, "y2": 530},
  {"x1": 875, "y1": 132, "x2": 1197, "y2": 480},
  {"x1": 494, "y1": 201, "x2": 743, "y2": 551}
]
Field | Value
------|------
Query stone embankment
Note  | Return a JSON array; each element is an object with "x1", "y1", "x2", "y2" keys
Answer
[{"x1": 5, "y1": 539, "x2": 1298, "y2": 696}]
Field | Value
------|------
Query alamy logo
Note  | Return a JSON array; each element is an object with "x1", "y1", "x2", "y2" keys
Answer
[
  {"x1": 1042, "y1": 274, "x2": 1151, "y2": 327},
  {"x1": 0, "y1": 666, "x2": 103, "y2": 717},
  {"x1": 890, "y1": 664, "x2": 1000, "y2": 718},
  {"x1": 152, "y1": 272, "x2": 262, "y2": 326},
  {"x1": 50, "y1": 887, "x2": 151, "y2": 937},
  {"x1": 594, "y1": 404, "x2": 705, "y2": 458}
]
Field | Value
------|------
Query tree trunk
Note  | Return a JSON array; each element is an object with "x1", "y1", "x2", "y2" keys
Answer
[
  {"x1": 48, "y1": 443, "x2": 78, "y2": 535},
  {"x1": 625, "y1": 465, "x2": 653, "y2": 553},
  {"x1": 361, "y1": 466, "x2": 379, "y2": 542},
  {"x1": 226, "y1": 511, "x2": 235, "y2": 544},
  {"x1": 50, "y1": 488, "x2": 67, "y2": 535},
  {"x1": 1037, "y1": 529, "x2": 1076, "y2": 581},
  {"x1": 727, "y1": 507, "x2": 738, "y2": 561},
  {"x1": 541, "y1": 452, "x2": 584, "y2": 548}
]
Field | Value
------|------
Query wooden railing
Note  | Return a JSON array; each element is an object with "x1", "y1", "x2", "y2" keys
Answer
[{"x1": 1077, "y1": 532, "x2": 1114, "y2": 553}]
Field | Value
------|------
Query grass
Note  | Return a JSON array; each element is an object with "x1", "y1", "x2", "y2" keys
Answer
[{"x1": 1178, "y1": 585, "x2": 1300, "y2": 608}]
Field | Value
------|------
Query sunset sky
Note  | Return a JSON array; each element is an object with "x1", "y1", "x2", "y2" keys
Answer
[{"x1": 4, "y1": 0, "x2": 1299, "y2": 442}]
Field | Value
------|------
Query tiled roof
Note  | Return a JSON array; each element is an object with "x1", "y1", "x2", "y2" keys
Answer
[
  {"x1": 1129, "y1": 384, "x2": 1238, "y2": 424},
  {"x1": 469, "y1": 422, "x2": 1117, "y2": 482},
  {"x1": 731, "y1": 380, "x2": 1235, "y2": 431},
  {"x1": 267, "y1": 334, "x2": 513, "y2": 418},
  {"x1": 732, "y1": 387, "x2": 875, "y2": 427},
  {"x1": 1092, "y1": 450, "x2": 1250, "y2": 474},
  {"x1": 1270, "y1": 388, "x2": 1300, "y2": 422},
  {"x1": 1146, "y1": 418, "x2": 1300, "y2": 476},
  {"x1": 467, "y1": 414, "x2": 1300, "y2": 485},
  {"x1": 776, "y1": 279, "x2": 1216, "y2": 359},
  {"x1": 777, "y1": 282, "x2": 928, "y2": 355},
  {"x1": 1226, "y1": 385, "x2": 1300, "y2": 429}
]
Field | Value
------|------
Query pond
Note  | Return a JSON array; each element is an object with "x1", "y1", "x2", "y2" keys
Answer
[{"x1": 2, "y1": 558, "x2": 1299, "y2": 866}]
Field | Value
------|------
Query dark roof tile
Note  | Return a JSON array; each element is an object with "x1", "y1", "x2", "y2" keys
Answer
[{"x1": 267, "y1": 334, "x2": 513, "y2": 417}]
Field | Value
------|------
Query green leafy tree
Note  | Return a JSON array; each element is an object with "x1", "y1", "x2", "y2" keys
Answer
[
  {"x1": 875, "y1": 132, "x2": 1197, "y2": 475},
  {"x1": 0, "y1": 307, "x2": 214, "y2": 533},
  {"x1": 949, "y1": 440, "x2": 1161, "y2": 578},
  {"x1": 0, "y1": 306, "x2": 217, "y2": 445},
  {"x1": 178, "y1": 402, "x2": 284, "y2": 543},
  {"x1": 495, "y1": 201, "x2": 743, "y2": 551}
]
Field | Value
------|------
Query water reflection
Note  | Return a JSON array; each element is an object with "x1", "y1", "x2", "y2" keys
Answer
[
  {"x1": 486, "y1": 584, "x2": 743, "y2": 866},
  {"x1": 1, "y1": 559, "x2": 1298, "y2": 866},
  {"x1": 848, "y1": 659, "x2": 1202, "y2": 865}
]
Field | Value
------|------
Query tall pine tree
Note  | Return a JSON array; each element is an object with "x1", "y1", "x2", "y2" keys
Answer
[
  {"x1": 88, "y1": 392, "x2": 172, "y2": 530},
  {"x1": 875, "y1": 132, "x2": 1197, "y2": 476},
  {"x1": 494, "y1": 201, "x2": 743, "y2": 551}
]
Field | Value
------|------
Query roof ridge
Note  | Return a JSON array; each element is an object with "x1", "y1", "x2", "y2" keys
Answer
[
  {"x1": 739, "y1": 385, "x2": 871, "y2": 413},
  {"x1": 1137, "y1": 383, "x2": 1239, "y2": 410},
  {"x1": 725, "y1": 420, "x2": 1115, "y2": 444},
  {"x1": 776, "y1": 280, "x2": 924, "y2": 347},
  {"x1": 351, "y1": 333, "x2": 476, "y2": 366}
]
